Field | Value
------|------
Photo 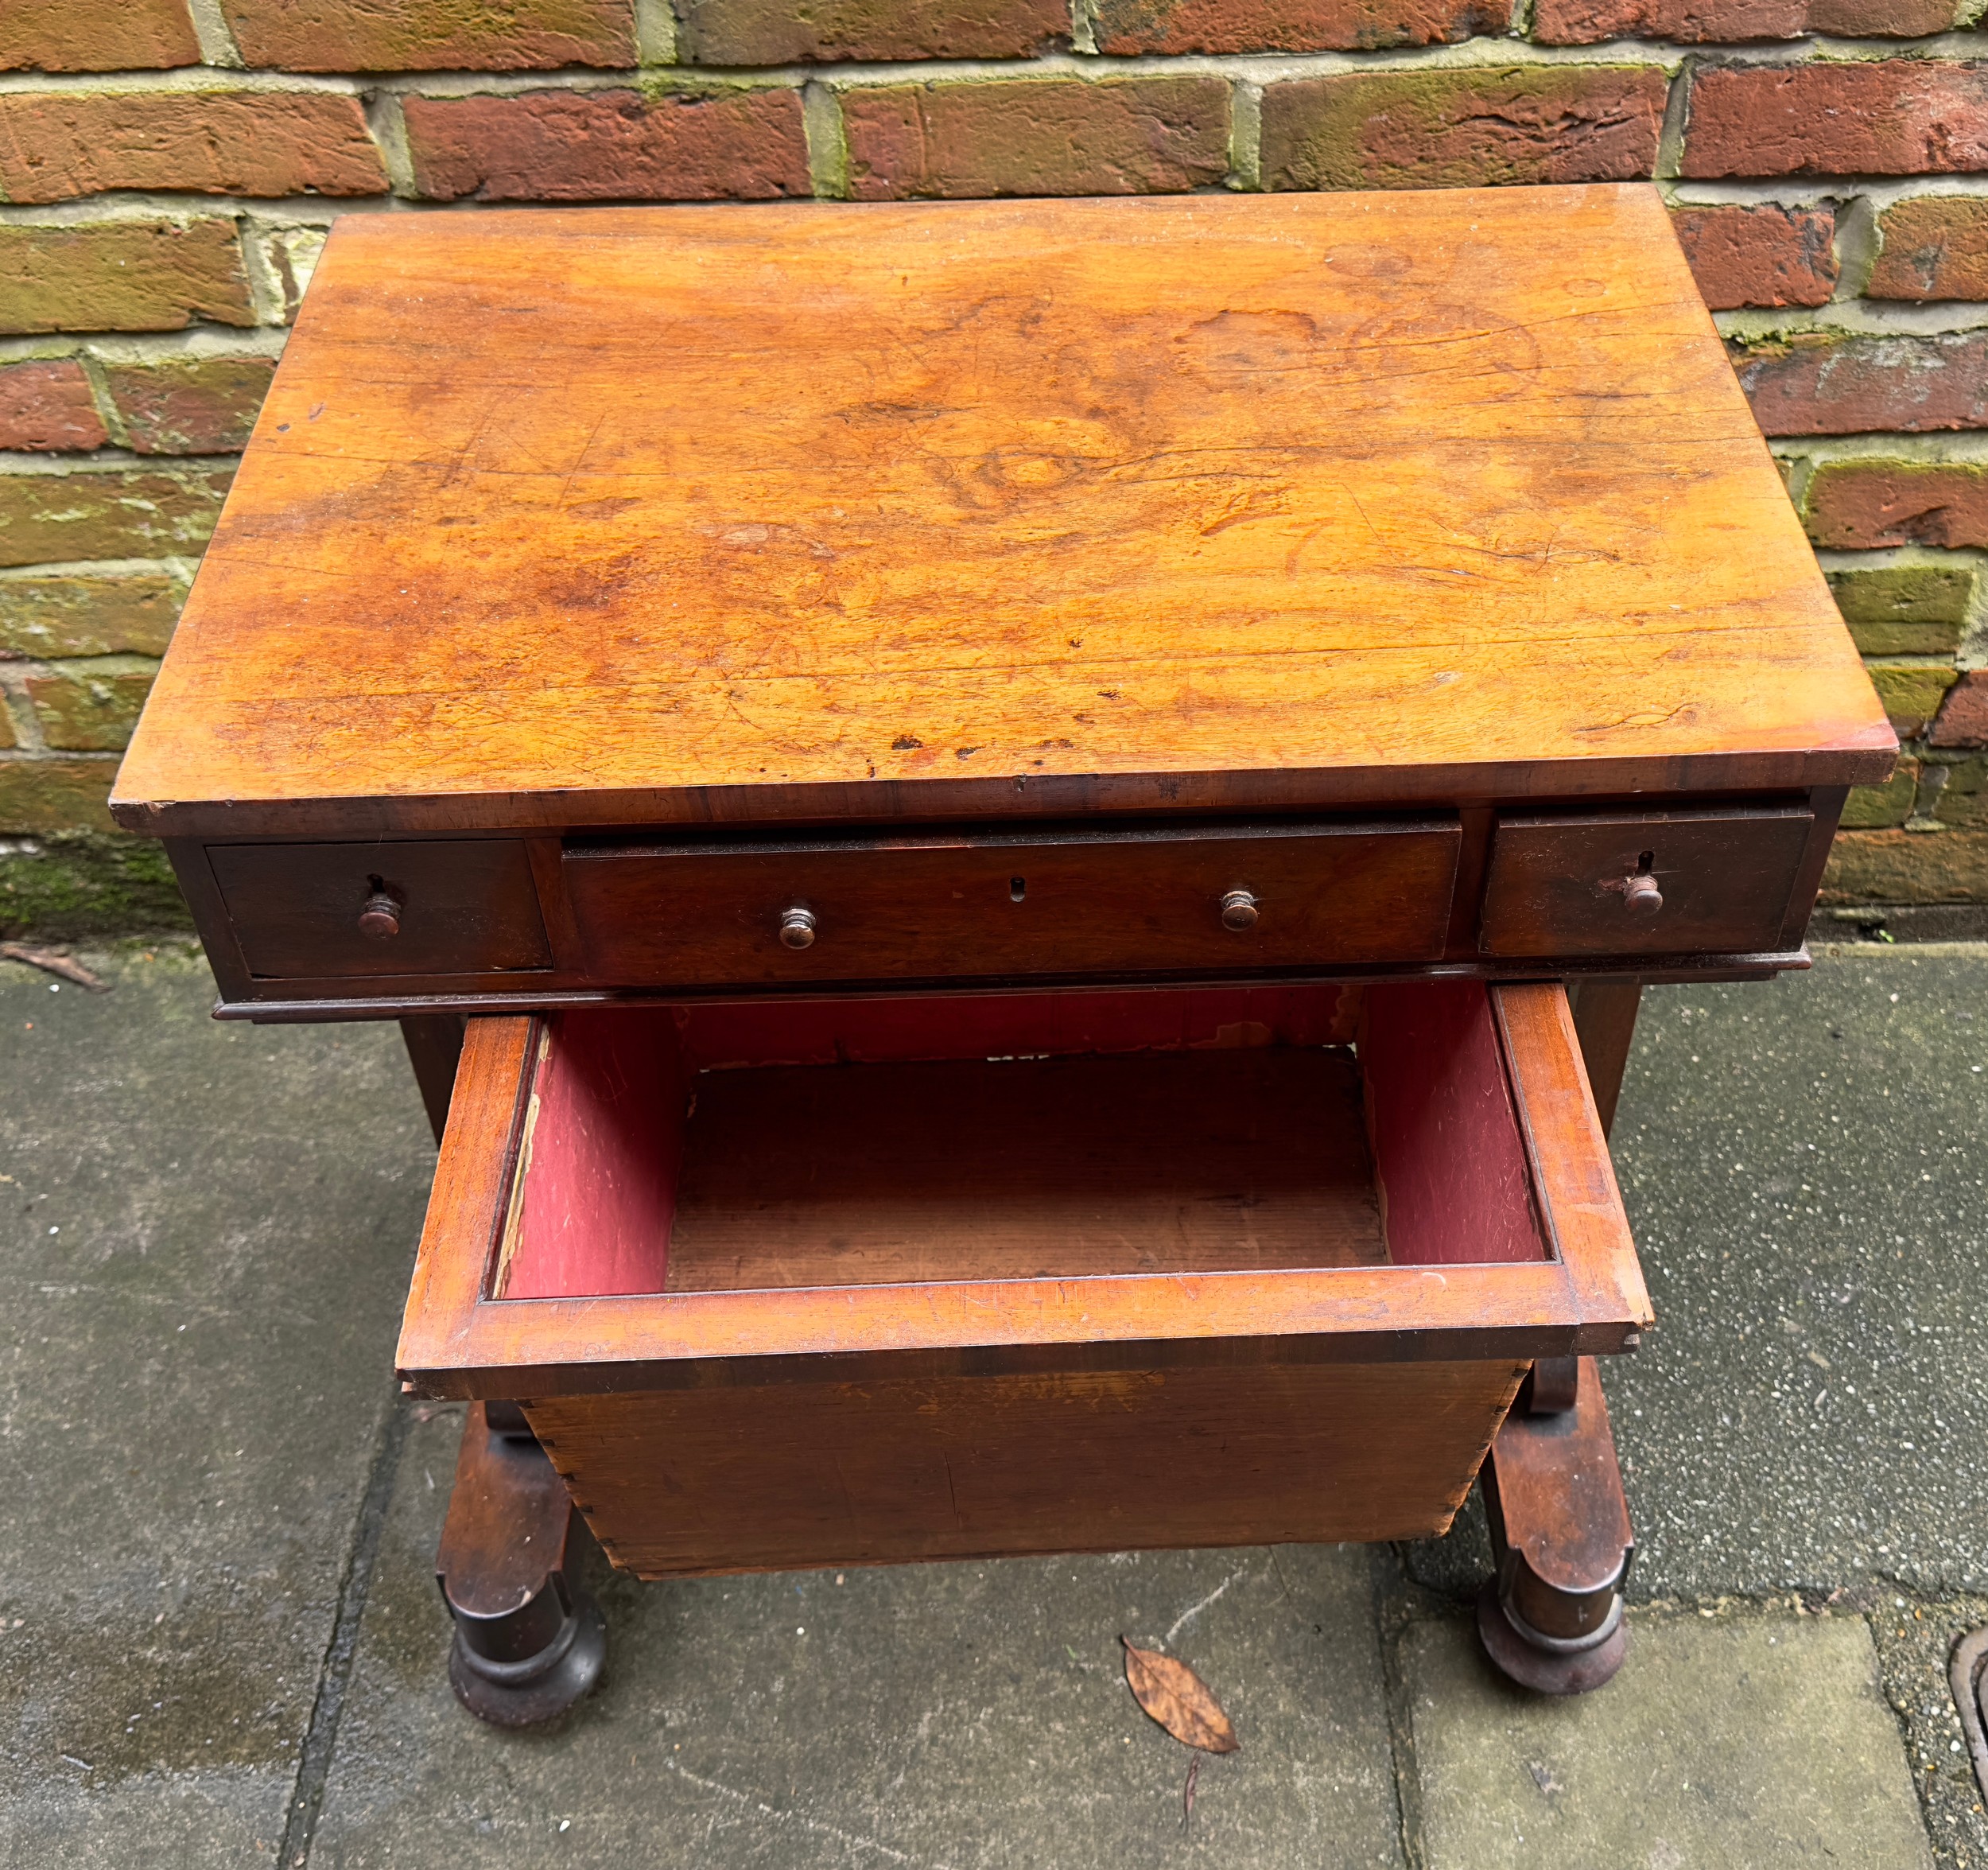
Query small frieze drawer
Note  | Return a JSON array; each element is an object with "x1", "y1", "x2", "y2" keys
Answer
[
  {"x1": 208, "y1": 839, "x2": 553, "y2": 980},
  {"x1": 1477, "y1": 807, "x2": 1815, "y2": 959},
  {"x1": 562, "y1": 817, "x2": 1462, "y2": 989}
]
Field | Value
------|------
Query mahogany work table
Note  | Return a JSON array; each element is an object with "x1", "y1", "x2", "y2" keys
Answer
[{"x1": 115, "y1": 183, "x2": 1894, "y2": 1720}]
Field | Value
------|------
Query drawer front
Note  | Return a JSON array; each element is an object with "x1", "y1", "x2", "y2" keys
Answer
[
  {"x1": 1478, "y1": 808, "x2": 1813, "y2": 959},
  {"x1": 210, "y1": 839, "x2": 553, "y2": 979},
  {"x1": 565, "y1": 818, "x2": 1460, "y2": 986}
]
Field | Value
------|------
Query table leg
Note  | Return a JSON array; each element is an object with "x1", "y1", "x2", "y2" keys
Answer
[
  {"x1": 1470, "y1": 976, "x2": 1643, "y2": 1692},
  {"x1": 400, "y1": 1013, "x2": 468, "y2": 1146},
  {"x1": 436, "y1": 1402, "x2": 606, "y2": 1726}
]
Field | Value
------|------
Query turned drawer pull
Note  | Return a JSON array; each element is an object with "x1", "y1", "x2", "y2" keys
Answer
[
  {"x1": 1220, "y1": 889, "x2": 1260, "y2": 932},
  {"x1": 779, "y1": 907, "x2": 817, "y2": 951},
  {"x1": 1623, "y1": 872, "x2": 1663, "y2": 918},
  {"x1": 357, "y1": 888, "x2": 402, "y2": 940}
]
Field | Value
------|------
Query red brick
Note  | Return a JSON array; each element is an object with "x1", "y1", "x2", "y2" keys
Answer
[
  {"x1": 1, "y1": 0, "x2": 200, "y2": 72},
  {"x1": 686, "y1": 0, "x2": 1066, "y2": 62},
  {"x1": 0, "y1": 466, "x2": 233, "y2": 569},
  {"x1": 1671, "y1": 204, "x2": 1835, "y2": 309},
  {"x1": 221, "y1": 0, "x2": 633, "y2": 70},
  {"x1": 0, "y1": 222, "x2": 254, "y2": 336},
  {"x1": 0, "y1": 362, "x2": 107, "y2": 452},
  {"x1": 1260, "y1": 66, "x2": 1664, "y2": 192},
  {"x1": 103, "y1": 356, "x2": 277, "y2": 455},
  {"x1": 1804, "y1": 460, "x2": 1988, "y2": 549},
  {"x1": 1733, "y1": 330, "x2": 1988, "y2": 436},
  {"x1": 1683, "y1": 61, "x2": 1988, "y2": 179},
  {"x1": 1868, "y1": 196, "x2": 1988, "y2": 301},
  {"x1": 845, "y1": 78, "x2": 1230, "y2": 200},
  {"x1": 1930, "y1": 670, "x2": 1988, "y2": 748},
  {"x1": 1536, "y1": 0, "x2": 1955, "y2": 41},
  {"x1": 0, "y1": 91, "x2": 387, "y2": 207},
  {"x1": 405, "y1": 88, "x2": 809, "y2": 202},
  {"x1": 1093, "y1": 0, "x2": 1500, "y2": 53}
]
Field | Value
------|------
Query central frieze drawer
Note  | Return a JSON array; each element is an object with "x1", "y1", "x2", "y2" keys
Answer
[{"x1": 563, "y1": 818, "x2": 1462, "y2": 986}]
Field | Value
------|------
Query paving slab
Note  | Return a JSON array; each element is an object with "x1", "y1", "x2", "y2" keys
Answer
[
  {"x1": 1404, "y1": 1608, "x2": 1935, "y2": 1868},
  {"x1": 313, "y1": 1403, "x2": 1405, "y2": 1869},
  {"x1": 0, "y1": 947, "x2": 433, "y2": 1868},
  {"x1": 1411, "y1": 943, "x2": 1988, "y2": 1603}
]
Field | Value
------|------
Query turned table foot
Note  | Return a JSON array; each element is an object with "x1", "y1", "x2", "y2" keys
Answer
[
  {"x1": 437, "y1": 1401, "x2": 605, "y2": 1727},
  {"x1": 1477, "y1": 1355, "x2": 1634, "y2": 1695}
]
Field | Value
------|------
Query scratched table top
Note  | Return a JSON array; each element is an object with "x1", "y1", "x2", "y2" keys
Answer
[{"x1": 113, "y1": 184, "x2": 1891, "y2": 840}]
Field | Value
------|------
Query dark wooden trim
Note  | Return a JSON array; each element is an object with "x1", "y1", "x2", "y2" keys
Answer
[
  {"x1": 112, "y1": 747, "x2": 1898, "y2": 842},
  {"x1": 1567, "y1": 981, "x2": 1643, "y2": 1141},
  {"x1": 211, "y1": 948, "x2": 1810, "y2": 1023},
  {"x1": 164, "y1": 838, "x2": 254, "y2": 1004},
  {"x1": 400, "y1": 1013, "x2": 468, "y2": 1145},
  {"x1": 525, "y1": 836, "x2": 588, "y2": 975},
  {"x1": 1778, "y1": 784, "x2": 1850, "y2": 953}
]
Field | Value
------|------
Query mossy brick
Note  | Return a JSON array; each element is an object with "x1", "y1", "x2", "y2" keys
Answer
[
  {"x1": 1, "y1": 0, "x2": 200, "y2": 72},
  {"x1": 1731, "y1": 330, "x2": 1988, "y2": 438},
  {"x1": 0, "y1": 702, "x2": 14, "y2": 749},
  {"x1": 404, "y1": 87, "x2": 809, "y2": 202},
  {"x1": 0, "y1": 467, "x2": 233, "y2": 570},
  {"x1": 683, "y1": 0, "x2": 1067, "y2": 63},
  {"x1": 1930, "y1": 669, "x2": 1988, "y2": 748},
  {"x1": 1867, "y1": 659, "x2": 1960, "y2": 737},
  {"x1": 1869, "y1": 196, "x2": 1988, "y2": 302},
  {"x1": 1091, "y1": 0, "x2": 1499, "y2": 53},
  {"x1": 845, "y1": 78, "x2": 1230, "y2": 199},
  {"x1": 0, "y1": 360, "x2": 107, "y2": 452},
  {"x1": 1827, "y1": 562, "x2": 1973, "y2": 654},
  {"x1": 0, "y1": 91, "x2": 387, "y2": 205},
  {"x1": 219, "y1": 0, "x2": 635, "y2": 71},
  {"x1": 0, "y1": 222, "x2": 254, "y2": 336},
  {"x1": 103, "y1": 356, "x2": 276, "y2": 456},
  {"x1": 1805, "y1": 461, "x2": 1988, "y2": 550},
  {"x1": 1842, "y1": 756, "x2": 1920, "y2": 828},
  {"x1": 1669, "y1": 204, "x2": 1835, "y2": 311},
  {"x1": 0, "y1": 829, "x2": 190, "y2": 938},
  {"x1": 0, "y1": 754, "x2": 117, "y2": 832},
  {"x1": 1682, "y1": 61, "x2": 1988, "y2": 178},
  {"x1": 1928, "y1": 754, "x2": 1988, "y2": 826},
  {"x1": 0, "y1": 573, "x2": 183, "y2": 659},
  {"x1": 1536, "y1": 0, "x2": 1957, "y2": 41},
  {"x1": 1259, "y1": 66, "x2": 1665, "y2": 192},
  {"x1": 1820, "y1": 826, "x2": 1988, "y2": 902},
  {"x1": 23, "y1": 656, "x2": 158, "y2": 752}
]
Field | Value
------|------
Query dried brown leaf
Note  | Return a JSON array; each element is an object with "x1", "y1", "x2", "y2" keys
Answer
[
  {"x1": 1121, "y1": 1638, "x2": 1239, "y2": 1753},
  {"x1": 0, "y1": 944, "x2": 109, "y2": 991}
]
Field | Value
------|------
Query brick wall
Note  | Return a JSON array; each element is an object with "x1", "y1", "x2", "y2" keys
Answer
[{"x1": 2, "y1": 0, "x2": 1985, "y2": 937}]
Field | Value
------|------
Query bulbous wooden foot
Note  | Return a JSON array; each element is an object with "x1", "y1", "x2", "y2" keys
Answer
[
  {"x1": 437, "y1": 1402, "x2": 606, "y2": 1727},
  {"x1": 1478, "y1": 1355, "x2": 1634, "y2": 1696}
]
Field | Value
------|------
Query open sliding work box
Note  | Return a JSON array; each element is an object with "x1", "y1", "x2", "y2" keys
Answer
[{"x1": 400, "y1": 978, "x2": 1647, "y2": 1575}]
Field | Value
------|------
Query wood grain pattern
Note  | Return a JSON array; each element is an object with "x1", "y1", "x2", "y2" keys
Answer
[
  {"x1": 523, "y1": 1358, "x2": 1526, "y2": 1576},
  {"x1": 115, "y1": 186, "x2": 1891, "y2": 842}
]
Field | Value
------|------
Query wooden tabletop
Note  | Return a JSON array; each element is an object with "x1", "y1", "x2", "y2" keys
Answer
[{"x1": 112, "y1": 185, "x2": 1892, "y2": 840}]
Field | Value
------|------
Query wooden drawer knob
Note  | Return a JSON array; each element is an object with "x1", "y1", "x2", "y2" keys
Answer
[
  {"x1": 779, "y1": 907, "x2": 817, "y2": 951},
  {"x1": 1220, "y1": 889, "x2": 1260, "y2": 931},
  {"x1": 358, "y1": 890, "x2": 402, "y2": 939},
  {"x1": 1624, "y1": 873, "x2": 1663, "y2": 917}
]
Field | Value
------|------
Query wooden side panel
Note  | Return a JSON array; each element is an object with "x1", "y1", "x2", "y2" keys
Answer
[
  {"x1": 526, "y1": 1357, "x2": 1528, "y2": 1576},
  {"x1": 671, "y1": 980, "x2": 1362, "y2": 1069},
  {"x1": 663, "y1": 1048, "x2": 1386, "y2": 1292},
  {"x1": 1479, "y1": 807, "x2": 1813, "y2": 958},
  {"x1": 499, "y1": 1009, "x2": 685, "y2": 1300},
  {"x1": 1361, "y1": 979, "x2": 1545, "y2": 1267}
]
